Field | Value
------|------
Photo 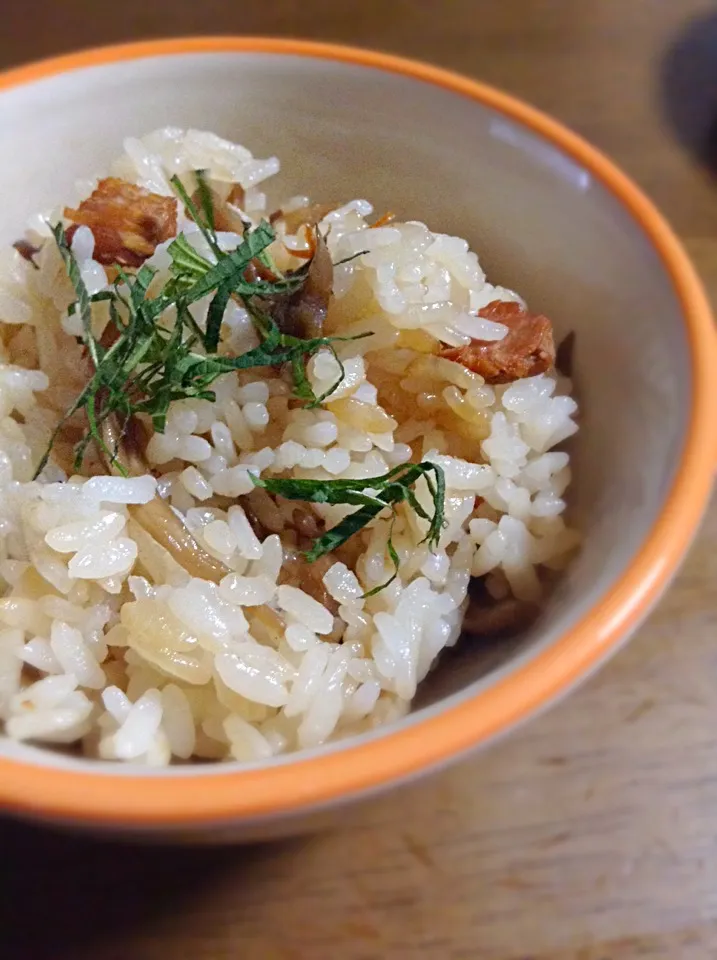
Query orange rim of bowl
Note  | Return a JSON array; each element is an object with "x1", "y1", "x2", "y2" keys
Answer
[{"x1": 0, "y1": 37, "x2": 715, "y2": 828}]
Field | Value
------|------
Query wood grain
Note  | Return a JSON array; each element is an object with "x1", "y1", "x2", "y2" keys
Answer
[{"x1": 2, "y1": 2, "x2": 717, "y2": 958}]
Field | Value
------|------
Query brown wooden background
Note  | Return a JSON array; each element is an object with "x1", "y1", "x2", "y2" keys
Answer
[{"x1": 3, "y1": 2, "x2": 717, "y2": 957}]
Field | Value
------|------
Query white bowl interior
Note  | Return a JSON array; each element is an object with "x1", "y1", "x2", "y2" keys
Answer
[{"x1": 0, "y1": 51, "x2": 690, "y2": 772}]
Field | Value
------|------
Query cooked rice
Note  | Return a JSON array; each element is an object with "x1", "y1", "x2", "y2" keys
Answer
[{"x1": 0, "y1": 128, "x2": 579, "y2": 765}]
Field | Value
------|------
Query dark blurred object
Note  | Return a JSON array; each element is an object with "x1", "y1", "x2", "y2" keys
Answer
[
  {"x1": 0, "y1": 816, "x2": 248, "y2": 959},
  {"x1": 661, "y1": 9, "x2": 717, "y2": 175}
]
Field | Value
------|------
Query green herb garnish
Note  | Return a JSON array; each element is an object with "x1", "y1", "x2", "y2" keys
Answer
[
  {"x1": 33, "y1": 175, "x2": 439, "y2": 594},
  {"x1": 364, "y1": 524, "x2": 401, "y2": 598},
  {"x1": 194, "y1": 170, "x2": 216, "y2": 234},
  {"x1": 253, "y1": 461, "x2": 446, "y2": 584},
  {"x1": 170, "y1": 171, "x2": 221, "y2": 259},
  {"x1": 35, "y1": 190, "x2": 370, "y2": 478}
]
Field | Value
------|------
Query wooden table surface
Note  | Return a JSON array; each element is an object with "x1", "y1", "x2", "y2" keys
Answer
[{"x1": 3, "y1": 2, "x2": 717, "y2": 957}]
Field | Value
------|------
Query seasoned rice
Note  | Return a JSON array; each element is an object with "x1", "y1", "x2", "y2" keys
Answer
[{"x1": 0, "y1": 128, "x2": 579, "y2": 765}]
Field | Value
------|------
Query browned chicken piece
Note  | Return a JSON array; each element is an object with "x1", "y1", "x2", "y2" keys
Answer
[
  {"x1": 64, "y1": 177, "x2": 177, "y2": 267},
  {"x1": 440, "y1": 300, "x2": 555, "y2": 383}
]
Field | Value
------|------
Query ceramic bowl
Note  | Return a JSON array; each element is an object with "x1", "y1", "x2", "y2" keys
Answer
[{"x1": 0, "y1": 38, "x2": 714, "y2": 841}]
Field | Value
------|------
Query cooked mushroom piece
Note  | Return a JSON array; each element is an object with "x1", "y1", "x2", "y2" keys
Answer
[
  {"x1": 99, "y1": 414, "x2": 230, "y2": 584},
  {"x1": 271, "y1": 233, "x2": 334, "y2": 339}
]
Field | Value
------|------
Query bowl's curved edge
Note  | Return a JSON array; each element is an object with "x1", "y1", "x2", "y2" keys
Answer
[{"x1": 0, "y1": 36, "x2": 715, "y2": 828}]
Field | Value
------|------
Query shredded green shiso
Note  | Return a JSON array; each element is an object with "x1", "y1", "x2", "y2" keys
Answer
[{"x1": 35, "y1": 173, "x2": 445, "y2": 581}]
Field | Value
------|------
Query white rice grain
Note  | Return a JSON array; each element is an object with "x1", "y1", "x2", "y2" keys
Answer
[
  {"x1": 45, "y1": 511, "x2": 126, "y2": 553},
  {"x1": 0, "y1": 628, "x2": 28, "y2": 714},
  {"x1": 277, "y1": 585, "x2": 334, "y2": 635},
  {"x1": 180, "y1": 466, "x2": 213, "y2": 501},
  {"x1": 227, "y1": 505, "x2": 263, "y2": 560},
  {"x1": 11, "y1": 673, "x2": 78, "y2": 711},
  {"x1": 112, "y1": 689, "x2": 163, "y2": 760},
  {"x1": 68, "y1": 538, "x2": 137, "y2": 579},
  {"x1": 6, "y1": 690, "x2": 93, "y2": 743},
  {"x1": 161, "y1": 684, "x2": 196, "y2": 759},
  {"x1": 215, "y1": 645, "x2": 293, "y2": 707},
  {"x1": 20, "y1": 638, "x2": 63, "y2": 675},
  {"x1": 83, "y1": 475, "x2": 157, "y2": 504},
  {"x1": 219, "y1": 573, "x2": 275, "y2": 607},
  {"x1": 102, "y1": 685, "x2": 132, "y2": 723},
  {"x1": 49, "y1": 620, "x2": 106, "y2": 690},
  {"x1": 323, "y1": 563, "x2": 363, "y2": 604}
]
